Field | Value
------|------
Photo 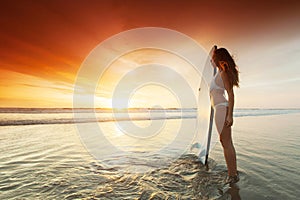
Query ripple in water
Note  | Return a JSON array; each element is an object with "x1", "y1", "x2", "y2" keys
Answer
[
  {"x1": 1, "y1": 152, "x2": 242, "y2": 199},
  {"x1": 0, "y1": 122, "x2": 243, "y2": 199}
]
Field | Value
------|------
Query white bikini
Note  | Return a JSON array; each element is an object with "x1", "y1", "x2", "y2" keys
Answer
[{"x1": 209, "y1": 70, "x2": 229, "y2": 108}]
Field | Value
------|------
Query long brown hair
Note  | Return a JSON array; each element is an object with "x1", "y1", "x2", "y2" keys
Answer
[{"x1": 213, "y1": 48, "x2": 239, "y2": 87}]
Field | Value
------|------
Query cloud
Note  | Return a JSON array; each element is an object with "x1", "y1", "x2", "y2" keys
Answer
[{"x1": 0, "y1": 69, "x2": 75, "y2": 107}]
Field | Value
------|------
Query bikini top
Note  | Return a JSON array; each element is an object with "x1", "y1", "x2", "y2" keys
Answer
[{"x1": 209, "y1": 70, "x2": 225, "y2": 92}]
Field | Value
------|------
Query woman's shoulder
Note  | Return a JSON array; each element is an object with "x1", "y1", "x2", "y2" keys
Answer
[
  {"x1": 219, "y1": 70, "x2": 229, "y2": 81},
  {"x1": 219, "y1": 70, "x2": 233, "y2": 88}
]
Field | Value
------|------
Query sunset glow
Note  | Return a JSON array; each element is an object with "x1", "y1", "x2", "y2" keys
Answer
[{"x1": 1, "y1": 1, "x2": 300, "y2": 108}]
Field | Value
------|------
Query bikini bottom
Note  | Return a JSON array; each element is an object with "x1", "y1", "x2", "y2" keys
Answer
[
  {"x1": 213, "y1": 102, "x2": 228, "y2": 135},
  {"x1": 214, "y1": 102, "x2": 228, "y2": 108}
]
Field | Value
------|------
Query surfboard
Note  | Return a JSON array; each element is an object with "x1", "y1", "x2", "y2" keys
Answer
[{"x1": 190, "y1": 46, "x2": 217, "y2": 164}]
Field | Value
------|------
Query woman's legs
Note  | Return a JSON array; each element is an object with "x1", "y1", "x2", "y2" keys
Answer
[
  {"x1": 214, "y1": 106, "x2": 237, "y2": 176},
  {"x1": 220, "y1": 124, "x2": 237, "y2": 176}
]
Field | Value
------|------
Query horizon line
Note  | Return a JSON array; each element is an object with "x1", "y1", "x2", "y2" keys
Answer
[{"x1": 0, "y1": 107, "x2": 300, "y2": 110}]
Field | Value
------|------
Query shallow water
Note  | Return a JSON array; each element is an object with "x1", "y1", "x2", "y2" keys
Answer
[
  {"x1": 210, "y1": 112, "x2": 300, "y2": 199},
  {"x1": 0, "y1": 109, "x2": 300, "y2": 199},
  {"x1": 0, "y1": 122, "x2": 225, "y2": 199}
]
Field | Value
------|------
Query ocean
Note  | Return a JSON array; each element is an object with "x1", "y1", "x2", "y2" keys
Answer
[{"x1": 0, "y1": 108, "x2": 299, "y2": 199}]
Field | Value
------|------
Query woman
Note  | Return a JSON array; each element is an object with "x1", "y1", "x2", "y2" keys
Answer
[{"x1": 210, "y1": 46, "x2": 239, "y2": 184}]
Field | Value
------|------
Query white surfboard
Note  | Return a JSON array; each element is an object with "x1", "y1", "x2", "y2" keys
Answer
[{"x1": 190, "y1": 46, "x2": 217, "y2": 164}]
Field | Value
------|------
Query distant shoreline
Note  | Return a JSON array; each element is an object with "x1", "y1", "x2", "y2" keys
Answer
[
  {"x1": 0, "y1": 107, "x2": 299, "y2": 114},
  {"x1": 1, "y1": 108, "x2": 300, "y2": 126},
  {"x1": 0, "y1": 107, "x2": 196, "y2": 113}
]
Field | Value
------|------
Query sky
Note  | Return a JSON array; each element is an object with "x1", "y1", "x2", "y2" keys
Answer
[{"x1": 0, "y1": 0, "x2": 300, "y2": 108}]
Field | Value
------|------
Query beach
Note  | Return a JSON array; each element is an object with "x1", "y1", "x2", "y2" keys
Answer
[
  {"x1": 0, "y1": 109, "x2": 299, "y2": 199},
  {"x1": 1, "y1": 0, "x2": 300, "y2": 199}
]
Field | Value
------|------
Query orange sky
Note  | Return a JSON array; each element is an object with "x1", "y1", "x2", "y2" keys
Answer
[{"x1": 1, "y1": 0, "x2": 300, "y2": 108}]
